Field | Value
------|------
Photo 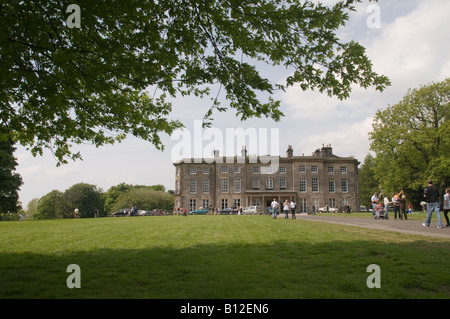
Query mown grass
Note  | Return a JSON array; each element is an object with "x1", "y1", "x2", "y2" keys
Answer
[{"x1": 0, "y1": 215, "x2": 448, "y2": 299}]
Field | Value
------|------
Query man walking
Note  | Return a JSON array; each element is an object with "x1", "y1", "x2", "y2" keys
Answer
[
  {"x1": 271, "y1": 198, "x2": 279, "y2": 219},
  {"x1": 422, "y1": 180, "x2": 443, "y2": 228},
  {"x1": 290, "y1": 200, "x2": 297, "y2": 219}
]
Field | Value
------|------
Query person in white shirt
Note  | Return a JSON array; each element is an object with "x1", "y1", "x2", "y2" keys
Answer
[
  {"x1": 444, "y1": 188, "x2": 450, "y2": 227},
  {"x1": 290, "y1": 201, "x2": 297, "y2": 219},
  {"x1": 371, "y1": 192, "x2": 379, "y2": 217},
  {"x1": 271, "y1": 199, "x2": 279, "y2": 219},
  {"x1": 283, "y1": 200, "x2": 289, "y2": 219}
]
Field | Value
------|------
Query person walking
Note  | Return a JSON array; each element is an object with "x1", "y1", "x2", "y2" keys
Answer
[
  {"x1": 271, "y1": 198, "x2": 279, "y2": 219},
  {"x1": 392, "y1": 192, "x2": 400, "y2": 220},
  {"x1": 290, "y1": 200, "x2": 297, "y2": 219},
  {"x1": 443, "y1": 188, "x2": 450, "y2": 227},
  {"x1": 398, "y1": 194, "x2": 407, "y2": 220},
  {"x1": 383, "y1": 195, "x2": 390, "y2": 219},
  {"x1": 422, "y1": 180, "x2": 443, "y2": 228},
  {"x1": 283, "y1": 200, "x2": 289, "y2": 219},
  {"x1": 371, "y1": 192, "x2": 379, "y2": 217}
]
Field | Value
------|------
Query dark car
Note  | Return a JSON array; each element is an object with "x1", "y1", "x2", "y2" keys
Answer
[
  {"x1": 111, "y1": 209, "x2": 127, "y2": 217},
  {"x1": 219, "y1": 208, "x2": 238, "y2": 215}
]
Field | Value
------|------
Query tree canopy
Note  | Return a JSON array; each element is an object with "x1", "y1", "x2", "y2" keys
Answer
[
  {"x1": 369, "y1": 78, "x2": 449, "y2": 195},
  {"x1": 1, "y1": 0, "x2": 389, "y2": 164}
]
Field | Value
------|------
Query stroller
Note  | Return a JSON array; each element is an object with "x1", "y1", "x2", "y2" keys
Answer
[{"x1": 373, "y1": 204, "x2": 386, "y2": 219}]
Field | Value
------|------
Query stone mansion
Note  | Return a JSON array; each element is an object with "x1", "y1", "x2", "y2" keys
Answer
[{"x1": 173, "y1": 145, "x2": 360, "y2": 213}]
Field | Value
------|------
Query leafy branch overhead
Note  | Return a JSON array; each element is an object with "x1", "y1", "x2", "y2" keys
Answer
[{"x1": 0, "y1": 0, "x2": 389, "y2": 164}]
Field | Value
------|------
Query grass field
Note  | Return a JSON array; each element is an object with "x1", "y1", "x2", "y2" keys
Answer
[{"x1": 0, "y1": 214, "x2": 449, "y2": 299}]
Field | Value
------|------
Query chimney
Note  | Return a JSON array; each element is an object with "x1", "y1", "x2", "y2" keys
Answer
[
  {"x1": 240, "y1": 146, "x2": 247, "y2": 157},
  {"x1": 286, "y1": 145, "x2": 293, "y2": 158}
]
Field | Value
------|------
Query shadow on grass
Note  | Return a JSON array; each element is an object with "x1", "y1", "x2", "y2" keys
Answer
[{"x1": 1, "y1": 238, "x2": 449, "y2": 299}]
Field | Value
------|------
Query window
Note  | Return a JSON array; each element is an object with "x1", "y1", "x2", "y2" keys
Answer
[
  {"x1": 262, "y1": 166, "x2": 273, "y2": 174},
  {"x1": 221, "y1": 166, "x2": 228, "y2": 173},
  {"x1": 266, "y1": 179, "x2": 273, "y2": 190},
  {"x1": 279, "y1": 166, "x2": 286, "y2": 174},
  {"x1": 329, "y1": 198, "x2": 336, "y2": 208},
  {"x1": 280, "y1": 178, "x2": 286, "y2": 190},
  {"x1": 221, "y1": 178, "x2": 229, "y2": 193},
  {"x1": 312, "y1": 178, "x2": 319, "y2": 192},
  {"x1": 312, "y1": 198, "x2": 320, "y2": 212},
  {"x1": 328, "y1": 179, "x2": 335, "y2": 193},
  {"x1": 234, "y1": 166, "x2": 241, "y2": 173},
  {"x1": 233, "y1": 179, "x2": 241, "y2": 193},
  {"x1": 189, "y1": 180, "x2": 197, "y2": 194},
  {"x1": 252, "y1": 198, "x2": 261, "y2": 206},
  {"x1": 340, "y1": 166, "x2": 347, "y2": 174},
  {"x1": 203, "y1": 167, "x2": 210, "y2": 174},
  {"x1": 234, "y1": 199, "x2": 241, "y2": 208},
  {"x1": 202, "y1": 199, "x2": 209, "y2": 209},
  {"x1": 328, "y1": 166, "x2": 334, "y2": 173},
  {"x1": 252, "y1": 178, "x2": 260, "y2": 190},
  {"x1": 299, "y1": 199, "x2": 307, "y2": 213},
  {"x1": 299, "y1": 178, "x2": 307, "y2": 192},
  {"x1": 189, "y1": 199, "x2": 196, "y2": 211},
  {"x1": 202, "y1": 180, "x2": 210, "y2": 194},
  {"x1": 189, "y1": 167, "x2": 197, "y2": 175},
  {"x1": 311, "y1": 165, "x2": 318, "y2": 173},
  {"x1": 221, "y1": 199, "x2": 228, "y2": 209},
  {"x1": 341, "y1": 179, "x2": 348, "y2": 193},
  {"x1": 298, "y1": 165, "x2": 306, "y2": 173},
  {"x1": 252, "y1": 166, "x2": 259, "y2": 174}
]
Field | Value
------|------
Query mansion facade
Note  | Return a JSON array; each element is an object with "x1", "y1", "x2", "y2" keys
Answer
[{"x1": 173, "y1": 145, "x2": 360, "y2": 213}]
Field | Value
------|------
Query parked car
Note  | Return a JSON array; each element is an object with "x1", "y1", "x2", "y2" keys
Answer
[
  {"x1": 318, "y1": 206, "x2": 339, "y2": 213},
  {"x1": 138, "y1": 210, "x2": 153, "y2": 216},
  {"x1": 111, "y1": 209, "x2": 128, "y2": 217},
  {"x1": 359, "y1": 206, "x2": 369, "y2": 212},
  {"x1": 189, "y1": 208, "x2": 209, "y2": 215},
  {"x1": 220, "y1": 207, "x2": 238, "y2": 215},
  {"x1": 243, "y1": 206, "x2": 262, "y2": 215}
]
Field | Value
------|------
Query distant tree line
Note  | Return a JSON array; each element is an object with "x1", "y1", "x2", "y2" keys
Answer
[{"x1": 23, "y1": 183, "x2": 174, "y2": 220}]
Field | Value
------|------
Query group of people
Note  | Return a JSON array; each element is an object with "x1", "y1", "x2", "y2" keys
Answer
[
  {"x1": 371, "y1": 180, "x2": 450, "y2": 228},
  {"x1": 371, "y1": 190, "x2": 408, "y2": 220},
  {"x1": 270, "y1": 198, "x2": 297, "y2": 219}
]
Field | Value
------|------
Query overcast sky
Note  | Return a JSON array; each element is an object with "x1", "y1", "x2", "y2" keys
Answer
[{"x1": 15, "y1": 0, "x2": 450, "y2": 208}]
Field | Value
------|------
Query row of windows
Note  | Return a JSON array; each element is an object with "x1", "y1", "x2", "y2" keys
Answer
[
  {"x1": 187, "y1": 198, "x2": 350, "y2": 212},
  {"x1": 182, "y1": 165, "x2": 349, "y2": 175},
  {"x1": 189, "y1": 199, "x2": 242, "y2": 211},
  {"x1": 187, "y1": 178, "x2": 349, "y2": 194}
]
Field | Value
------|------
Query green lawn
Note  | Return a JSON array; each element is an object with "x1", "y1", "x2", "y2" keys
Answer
[{"x1": 0, "y1": 215, "x2": 448, "y2": 299}]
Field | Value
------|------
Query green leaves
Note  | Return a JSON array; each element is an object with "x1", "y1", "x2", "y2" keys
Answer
[
  {"x1": 369, "y1": 78, "x2": 450, "y2": 192},
  {"x1": 1, "y1": 0, "x2": 389, "y2": 164}
]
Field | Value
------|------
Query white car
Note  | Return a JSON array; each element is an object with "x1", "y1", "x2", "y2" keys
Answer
[
  {"x1": 243, "y1": 206, "x2": 262, "y2": 215},
  {"x1": 318, "y1": 206, "x2": 339, "y2": 213}
]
